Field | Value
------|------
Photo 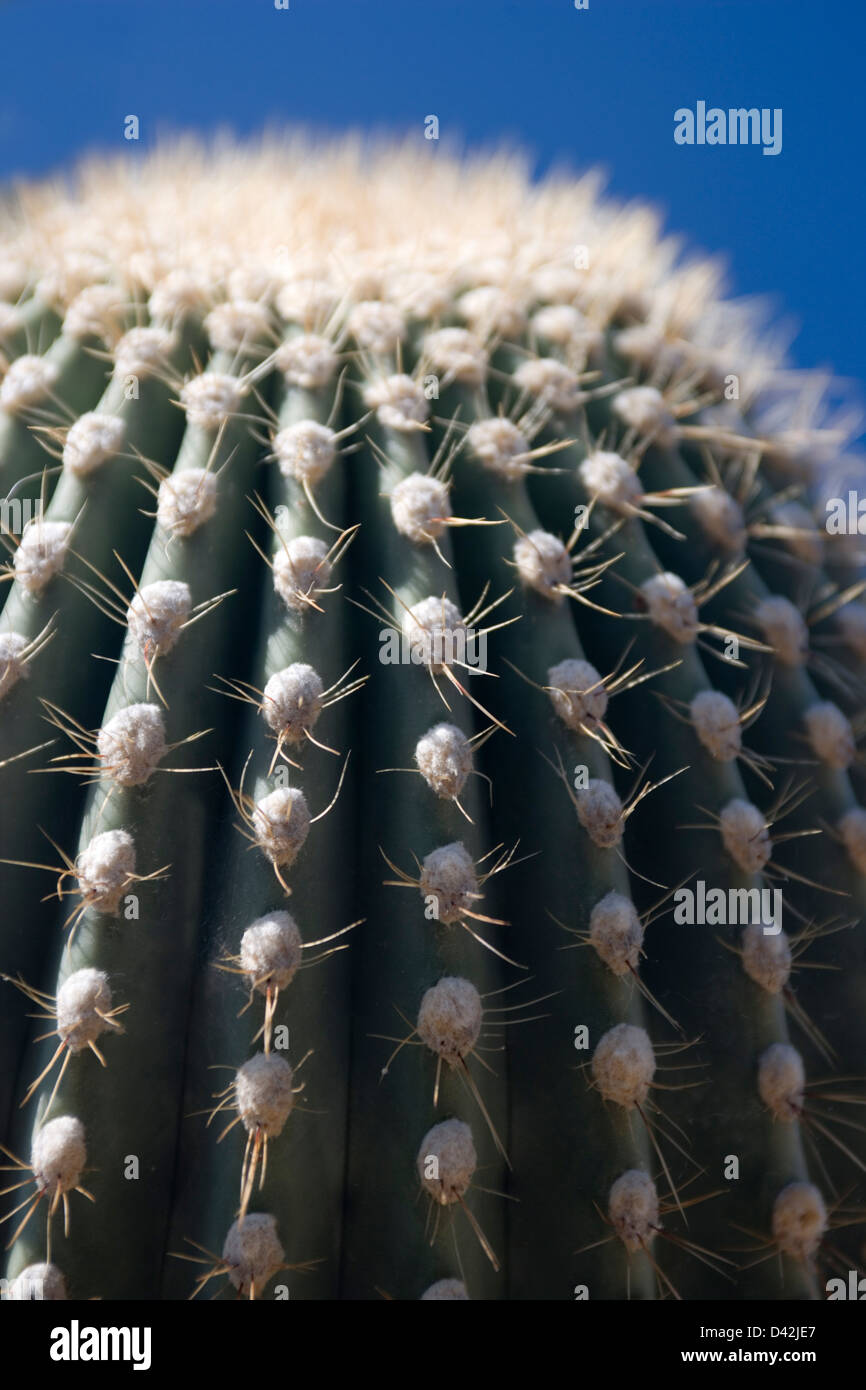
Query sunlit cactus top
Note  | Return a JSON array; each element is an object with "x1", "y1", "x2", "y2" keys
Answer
[{"x1": 0, "y1": 135, "x2": 855, "y2": 480}]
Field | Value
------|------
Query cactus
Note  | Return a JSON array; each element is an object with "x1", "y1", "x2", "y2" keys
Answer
[{"x1": 0, "y1": 138, "x2": 864, "y2": 1302}]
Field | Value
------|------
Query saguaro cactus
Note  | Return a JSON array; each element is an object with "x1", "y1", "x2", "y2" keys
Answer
[{"x1": 0, "y1": 138, "x2": 864, "y2": 1301}]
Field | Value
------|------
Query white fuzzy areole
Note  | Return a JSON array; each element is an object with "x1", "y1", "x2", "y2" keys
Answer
[
  {"x1": 240, "y1": 912, "x2": 303, "y2": 993},
  {"x1": 273, "y1": 420, "x2": 336, "y2": 486},
  {"x1": 466, "y1": 418, "x2": 531, "y2": 479},
  {"x1": 252, "y1": 787, "x2": 311, "y2": 867},
  {"x1": 771, "y1": 1182, "x2": 826, "y2": 1263},
  {"x1": 417, "y1": 1118, "x2": 477, "y2": 1204},
  {"x1": 390, "y1": 269, "x2": 451, "y2": 321},
  {"x1": 0, "y1": 631, "x2": 30, "y2": 699},
  {"x1": 127, "y1": 580, "x2": 192, "y2": 657},
  {"x1": 180, "y1": 372, "x2": 244, "y2": 430},
  {"x1": 531, "y1": 305, "x2": 602, "y2": 356},
  {"x1": 608, "y1": 1170, "x2": 659, "y2": 1251},
  {"x1": 262, "y1": 664, "x2": 324, "y2": 741},
  {"x1": 222, "y1": 1213, "x2": 284, "y2": 1297},
  {"x1": 417, "y1": 976, "x2": 482, "y2": 1061},
  {"x1": 758, "y1": 1042, "x2": 804, "y2": 1121},
  {"x1": 459, "y1": 254, "x2": 509, "y2": 288},
  {"x1": 592, "y1": 1023, "x2": 655, "y2": 1108},
  {"x1": 640, "y1": 572, "x2": 699, "y2": 643},
  {"x1": 719, "y1": 798, "x2": 772, "y2": 874},
  {"x1": 13, "y1": 521, "x2": 72, "y2": 595},
  {"x1": 612, "y1": 386, "x2": 677, "y2": 445},
  {"x1": 391, "y1": 473, "x2": 451, "y2": 543},
  {"x1": 458, "y1": 285, "x2": 525, "y2": 339},
  {"x1": 531, "y1": 265, "x2": 585, "y2": 304},
  {"x1": 690, "y1": 690, "x2": 742, "y2": 762},
  {"x1": 414, "y1": 722, "x2": 472, "y2": 800},
  {"x1": 402, "y1": 595, "x2": 467, "y2": 671},
  {"x1": 754, "y1": 596, "x2": 808, "y2": 667},
  {"x1": 148, "y1": 270, "x2": 210, "y2": 323},
  {"x1": 224, "y1": 264, "x2": 273, "y2": 305},
  {"x1": 157, "y1": 468, "x2": 218, "y2": 538},
  {"x1": 513, "y1": 358, "x2": 581, "y2": 415},
  {"x1": 423, "y1": 327, "x2": 488, "y2": 385},
  {"x1": 145, "y1": 268, "x2": 208, "y2": 320},
  {"x1": 97, "y1": 704, "x2": 167, "y2": 787},
  {"x1": 363, "y1": 373, "x2": 429, "y2": 431},
  {"x1": 205, "y1": 299, "x2": 271, "y2": 352},
  {"x1": 513, "y1": 529, "x2": 572, "y2": 600},
  {"x1": 689, "y1": 487, "x2": 747, "y2": 552},
  {"x1": 615, "y1": 323, "x2": 678, "y2": 370},
  {"x1": 113, "y1": 326, "x2": 175, "y2": 379},
  {"x1": 56, "y1": 968, "x2": 114, "y2": 1053},
  {"x1": 803, "y1": 701, "x2": 855, "y2": 770},
  {"x1": 419, "y1": 842, "x2": 477, "y2": 924},
  {"x1": 273, "y1": 535, "x2": 331, "y2": 611},
  {"x1": 579, "y1": 450, "x2": 643, "y2": 513},
  {"x1": 348, "y1": 300, "x2": 405, "y2": 354},
  {"x1": 63, "y1": 412, "x2": 126, "y2": 478},
  {"x1": 35, "y1": 253, "x2": 109, "y2": 311},
  {"x1": 420, "y1": 1278, "x2": 469, "y2": 1300},
  {"x1": 31, "y1": 1116, "x2": 86, "y2": 1195},
  {"x1": 122, "y1": 247, "x2": 166, "y2": 294},
  {"x1": 531, "y1": 306, "x2": 579, "y2": 342},
  {"x1": 838, "y1": 807, "x2": 866, "y2": 876},
  {"x1": 347, "y1": 268, "x2": 385, "y2": 302},
  {"x1": 8, "y1": 1263, "x2": 68, "y2": 1300},
  {"x1": 276, "y1": 276, "x2": 336, "y2": 326},
  {"x1": 546, "y1": 658, "x2": 608, "y2": 730},
  {"x1": 75, "y1": 828, "x2": 136, "y2": 913},
  {"x1": 589, "y1": 891, "x2": 643, "y2": 976},
  {"x1": 274, "y1": 334, "x2": 338, "y2": 389},
  {"x1": 741, "y1": 923, "x2": 791, "y2": 994},
  {"x1": 0, "y1": 354, "x2": 59, "y2": 413},
  {"x1": 575, "y1": 778, "x2": 623, "y2": 849},
  {"x1": 235, "y1": 1053, "x2": 294, "y2": 1137},
  {"x1": 64, "y1": 284, "x2": 127, "y2": 345}
]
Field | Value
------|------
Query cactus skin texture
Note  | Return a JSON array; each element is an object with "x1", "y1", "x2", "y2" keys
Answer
[{"x1": 0, "y1": 138, "x2": 865, "y2": 1302}]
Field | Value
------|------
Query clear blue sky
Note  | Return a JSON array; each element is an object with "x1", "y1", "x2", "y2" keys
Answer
[{"x1": 0, "y1": 0, "x2": 863, "y2": 406}]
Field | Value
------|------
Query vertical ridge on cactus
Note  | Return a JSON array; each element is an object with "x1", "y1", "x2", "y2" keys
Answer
[{"x1": 0, "y1": 136, "x2": 864, "y2": 1300}]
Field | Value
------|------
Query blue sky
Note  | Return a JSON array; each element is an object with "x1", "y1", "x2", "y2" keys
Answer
[{"x1": 0, "y1": 0, "x2": 863, "y2": 407}]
